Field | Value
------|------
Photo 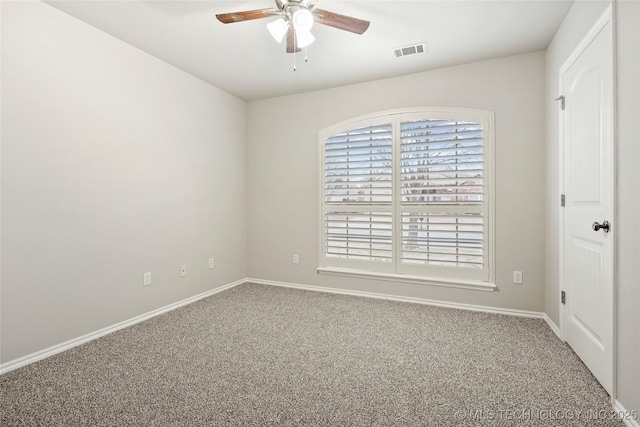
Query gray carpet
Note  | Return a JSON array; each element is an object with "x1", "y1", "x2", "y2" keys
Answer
[{"x1": 1, "y1": 283, "x2": 623, "y2": 426}]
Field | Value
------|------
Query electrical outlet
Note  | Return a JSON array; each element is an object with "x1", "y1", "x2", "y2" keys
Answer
[
  {"x1": 513, "y1": 270, "x2": 523, "y2": 284},
  {"x1": 180, "y1": 264, "x2": 187, "y2": 277},
  {"x1": 143, "y1": 272, "x2": 151, "y2": 286},
  {"x1": 208, "y1": 258, "x2": 215, "y2": 269},
  {"x1": 293, "y1": 254, "x2": 299, "y2": 265}
]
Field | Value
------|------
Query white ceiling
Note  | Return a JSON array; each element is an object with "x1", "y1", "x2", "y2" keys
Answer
[{"x1": 46, "y1": 0, "x2": 574, "y2": 101}]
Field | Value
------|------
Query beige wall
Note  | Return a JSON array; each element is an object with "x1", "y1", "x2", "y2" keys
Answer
[
  {"x1": 545, "y1": 0, "x2": 639, "y2": 413},
  {"x1": 248, "y1": 52, "x2": 546, "y2": 312},
  {"x1": 0, "y1": 2, "x2": 248, "y2": 363}
]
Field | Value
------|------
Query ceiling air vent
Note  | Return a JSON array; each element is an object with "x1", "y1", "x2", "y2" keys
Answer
[{"x1": 394, "y1": 42, "x2": 427, "y2": 58}]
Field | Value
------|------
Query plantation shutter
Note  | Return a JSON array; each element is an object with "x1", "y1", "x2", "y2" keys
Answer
[
  {"x1": 399, "y1": 120, "x2": 484, "y2": 205},
  {"x1": 399, "y1": 119, "x2": 486, "y2": 277},
  {"x1": 320, "y1": 109, "x2": 492, "y2": 283},
  {"x1": 323, "y1": 121, "x2": 394, "y2": 270},
  {"x1": 324, "y1": 123, "x2": 393, "y2": 205}
]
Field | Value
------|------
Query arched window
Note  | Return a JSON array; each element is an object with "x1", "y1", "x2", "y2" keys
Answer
[{"x1": 318, "y1": 108, "x2": 495, "y2": 289}]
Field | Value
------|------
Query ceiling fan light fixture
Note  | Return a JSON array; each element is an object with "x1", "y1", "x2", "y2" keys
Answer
[
  {"x1": 267, "y1": 17, "x2": 288, "y2": 43},
  {"x1": 295, "y1": 28, "x2": 315, "y2": 48},
  {"x1": 292, "y1": 8, "x2": 314, "y2": 32}
]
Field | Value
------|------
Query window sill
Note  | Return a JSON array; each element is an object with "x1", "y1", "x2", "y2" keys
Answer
[{"x1": 317, "y1": 267, "x2": 496, "y2": 292}]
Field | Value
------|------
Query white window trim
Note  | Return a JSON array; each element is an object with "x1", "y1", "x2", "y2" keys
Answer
[
  {"x1": 317, "y1": 267, "x2": 496, "y2": 291},
  {"x1": 318, "y1": 107, "x2": 496, "y2": 291}
]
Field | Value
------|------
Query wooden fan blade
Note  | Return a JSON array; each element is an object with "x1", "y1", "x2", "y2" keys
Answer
[
  {"x1": 286, "y1": 26, "x2": 301, "y2": 53},
  {"x1": 216, "y1": 8, "x2": 279, "y2": 24},
  {"x1": 314, "y1": 8, "x2": 370, "y2": 35}
]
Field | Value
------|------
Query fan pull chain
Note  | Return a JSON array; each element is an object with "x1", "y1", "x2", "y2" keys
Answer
[
  {"x1": 290, "y1": 34, "x2": 310, "y2": 71},
  {"x1": 292, "y1": 50, "x2": 309, "y2": 71}
]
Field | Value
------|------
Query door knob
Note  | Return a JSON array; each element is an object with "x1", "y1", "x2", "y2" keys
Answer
[{"x1": 592, "y1": 220, "x2": 610, "y2": 233}]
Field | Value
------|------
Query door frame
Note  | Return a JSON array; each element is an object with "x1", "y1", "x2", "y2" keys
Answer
[{"x1": 557, "y1": 3, "x2": 616, "y2": 400}]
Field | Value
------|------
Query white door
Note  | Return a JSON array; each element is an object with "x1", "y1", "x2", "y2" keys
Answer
[{"x1": 561, "y1": 9, "x2": 614, "y2": 395}]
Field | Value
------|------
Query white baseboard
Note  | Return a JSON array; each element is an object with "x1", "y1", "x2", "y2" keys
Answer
[
  {"x1": 0, "y1": 279, "x2": 244, "y2": 375},
  {"x1": 543, "y1": 313, "x2": 562, "y2": 339},
  {"x1": 247, "y1": 277, "x2": 548, "y2": 320},
  {"x1": 614, "y1": 400, "x2": 640, "y2": 427}
]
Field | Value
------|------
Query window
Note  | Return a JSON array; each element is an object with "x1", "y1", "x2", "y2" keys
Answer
[{"x1": 318, "y1": 108, "x2": 495, "y2": 289}]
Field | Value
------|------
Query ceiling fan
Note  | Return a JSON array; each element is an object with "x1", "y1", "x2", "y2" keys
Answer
[{"x1": 216, "y1": 0, "x2": 370, "y2": 53}]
